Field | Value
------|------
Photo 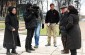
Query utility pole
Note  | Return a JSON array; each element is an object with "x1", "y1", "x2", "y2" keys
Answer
[{"x1": 47, "y1": 0, "x2": 48, "y2": 11}]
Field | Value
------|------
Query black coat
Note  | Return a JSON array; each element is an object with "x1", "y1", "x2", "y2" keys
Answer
[
  {"x1": 45, "y1": 9, "x2": 59, "y2": 24},
  {"x1": 23, "y1": 11, "x2": 37, "y2": 29},
  {"x1": 66, "y1": 14, "x2": 81, "y2": 50},
  {"x1": 59, "y1": 12, "x2": 69, "y2": 34},
  {"x1": 3, "y1": 13, "x2": 21, "y2": 49}
]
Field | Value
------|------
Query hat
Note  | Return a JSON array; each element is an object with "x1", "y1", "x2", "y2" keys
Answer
[
  {"x1": 8, "y1": 6, "x2": 16, "y2": 13},
  {"x1": 60, "y1": 5, "x2": 67, "y2": 9}
]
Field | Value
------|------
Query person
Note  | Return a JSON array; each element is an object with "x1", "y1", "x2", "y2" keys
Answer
[
  {"x1": 23, "y1": 3, "x2": 38, "y2": 53},
  {"x1": 45, "y1": 3, "x2": 59, "y2": 47},
  {"x1": 33, "y1": 4, "x2": 44, "y2": 48},
  {"x1": 59, "y1": 5, "x2": 69, "y2": 54},
  {"x1": 66, "y1": 5, "x2": 81, "y2": 55},
  {"x1": 3, "y1": 6, "x2": 21, "y2": 55}
]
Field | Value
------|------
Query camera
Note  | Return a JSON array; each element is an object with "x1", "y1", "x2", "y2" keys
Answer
[
  {"x1": 26, "y1": 3, "x2": 39, "y2": 18},
  {"x1": 32, "y1": 5, "x2": 39, "y2": 10},
  {"x1": 31, "y1": 5, "x2": 39, "y2": 18}
]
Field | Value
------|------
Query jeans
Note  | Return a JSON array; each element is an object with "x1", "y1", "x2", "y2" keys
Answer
[{"x1": 34, "y1": 22, "x2": 41, "y2": 46}]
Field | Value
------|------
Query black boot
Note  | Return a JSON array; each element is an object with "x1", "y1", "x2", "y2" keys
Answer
[
  {"x1": 26, "y1": 48, "x2": 31, "y2": 53},
  {"x1": 6, "y1": 49, "x2": 11, "y2": 55},
  {"x1": 11, "y1": 48, "x2": 18, "y2": 54},
  {"x1": 29, "y1": 45, "x2": 35, "y2": 51},
  {"x1": 29, "y1": 47, "x2": 35, "y2": 51},
  {"x1": 61, "y1": 50, "x2": 69, "y2": 54}
]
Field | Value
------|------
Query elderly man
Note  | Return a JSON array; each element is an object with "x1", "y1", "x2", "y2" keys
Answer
[{"x1": 59, "y1": 5, "x2": 69, "y2": 54}]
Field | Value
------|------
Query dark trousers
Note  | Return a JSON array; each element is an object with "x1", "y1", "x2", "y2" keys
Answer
[
  {"x1": 25, "y1": 28, "x2": 35, "y2": 49},
  {"x1": 70, "y1": 49, "x2": 77, "y2": 55},
  {"x1": 7, "y1": 48, "x2": 16, "y2": 53},
  {"x1": 61, "y1": 33, "x2": 69, "y2": 52}
]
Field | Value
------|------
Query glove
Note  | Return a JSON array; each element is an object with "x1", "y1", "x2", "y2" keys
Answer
[{"x1": 42, "y1": 24, "x2": 44, "y2": 29}]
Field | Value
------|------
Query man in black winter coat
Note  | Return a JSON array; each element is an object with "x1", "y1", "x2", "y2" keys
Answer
[
  {"x1": 23, "y1": 3, "x2": 37, "y2": 53},
  {"x1": 59, "y1": 6, "x2": 69, "y2": 54},
  {"x1": 45, "y1": 3, "x2": 59, "y2": 47}
]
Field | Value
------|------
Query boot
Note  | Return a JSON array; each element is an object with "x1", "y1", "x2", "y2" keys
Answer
[
  {"x1": 54, "y1": 44, "x2": 57, "y2": 47},
  {"x1": 61, "y1": 49, "x2": 69, "y2": 54},
  {"x1": 6, "y1": 49, "x2": 11, "y2": 55},
  {"x1": 45, "y1": 43, "x2": 51, "y2": 46},
  {"x1": 26, "y1": 48, "x2": 31, "y2": 53},
  {"x1": 34, "y1": 45, "x2": 38, "y2": 48},
  {"x1": 29, "y1": 47, "x2": 35, "y2": 51},
  {"x1": 11, "y1": 48, "x2": 18, "y2": 54},
  {"x1": 6, "y1": 52, "x2": 11, "y2": 55}
]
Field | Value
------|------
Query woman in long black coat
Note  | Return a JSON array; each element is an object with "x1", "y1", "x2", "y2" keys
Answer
[
  {"x1": 3, "y1": 6, "x2": 21, "y2": 55},
  {"x1": 66, "y1": 5, "x2": 81, "y2": 55}
]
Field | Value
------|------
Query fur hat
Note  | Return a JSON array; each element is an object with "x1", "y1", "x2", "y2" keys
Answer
[{"x1": 60, "y1": 5, "x2": 67, "y2": 9}]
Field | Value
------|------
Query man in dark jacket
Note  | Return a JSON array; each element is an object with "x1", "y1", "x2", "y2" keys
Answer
[
  {"x1": 59, "y1": 5, "x2": 69, "y2": 54},
  {"x1": 45, "y1": 3, "x2": 59, "y2": 47},
  {"x1": 23, "y1": 3, "x2": 37, "y2": 53}
]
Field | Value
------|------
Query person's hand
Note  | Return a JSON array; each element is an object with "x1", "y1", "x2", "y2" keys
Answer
[
  {"x1": 12, "y1": 28, "x2": 15, "y2": 31},
  {"x1": 42, "y1": 24, "x2": 44, "y2": 29}
]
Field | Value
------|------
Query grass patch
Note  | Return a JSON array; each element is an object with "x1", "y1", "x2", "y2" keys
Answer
[
  {"x1": 0, "y1": 20, "x2": 60, "y2": 36},
  {"x1": 0, "y1": 22, "x2": 5, "y2": 29},
  {"x1": 20, "y1": 25, "x2": 59, "y2": 36},
  {"x1": 40, "y1": 27, "x2": 47, "y2": 36}
]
